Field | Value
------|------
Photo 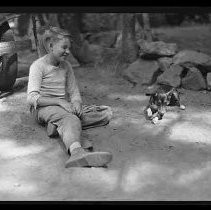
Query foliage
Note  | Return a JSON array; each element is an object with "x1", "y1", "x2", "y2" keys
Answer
[{"x1": 82, "y1": 13, "x2": 118, "y2": 33}]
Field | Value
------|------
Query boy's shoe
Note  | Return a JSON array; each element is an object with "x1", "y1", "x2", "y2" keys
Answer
[{"x1": 65, "y1": 147, "x2": 112, "y2": 168}]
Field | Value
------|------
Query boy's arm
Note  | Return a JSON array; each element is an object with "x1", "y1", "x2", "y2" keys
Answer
[
  {"x1": 27, "y1": 63, "x2": 43, "y2": 110},
  {"x1": 66, "y1": 62, "x2": 82, "y2": 105}
]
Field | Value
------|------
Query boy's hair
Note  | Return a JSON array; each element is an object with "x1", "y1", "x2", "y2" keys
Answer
[
  {"x1": 49, "y1": 26, "x2": 73, "y2": 43},
  {"x1": 37, "y1": 26, "x2": 73, "y2": 55},
  {"x1": 38, "y1": 25, "x2": 73, "y2": 43},
  {"x1": 49, "y1": 26, "x2": 71, "y2": 41}
]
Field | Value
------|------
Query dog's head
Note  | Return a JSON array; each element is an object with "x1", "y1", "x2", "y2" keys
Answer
[{"x1": 149, "y1": 92, "x2": 168, "y2": 115}]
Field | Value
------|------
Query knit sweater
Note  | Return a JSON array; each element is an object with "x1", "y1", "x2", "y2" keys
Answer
[{"x1": 27, "y1": 55, "x2": 82, "y2": 109}]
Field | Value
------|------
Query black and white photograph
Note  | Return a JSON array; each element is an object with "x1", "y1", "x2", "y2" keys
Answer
[{"x1": 1, "y1": 8, "x2": 211, "y2": 203}]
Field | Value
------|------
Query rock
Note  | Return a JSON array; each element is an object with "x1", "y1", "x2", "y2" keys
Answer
[
  {"x1": 85, "y1": 31, "x2": 119, "y2": 48},
  {"x1": 206, "y1": 72, "x2": 211, "y2": 89},
  {"x1": 137, "y1": 39, "x2": 178, "y2": 59},
  {"x1": 66, "y1": 53, "x2": 80, "y2": 68},
  {"x1": 181, "y1": 67, "x2": 207, "y2": 90},
  {"x1": 173, "y1": 50, "x2": 211, "y2": 73},
  {"x1": 77, "y1": 41, "x2": 104, "y2": 64},
  {"x1": 156, "y1": 64, "x2": 184, "y2": 87},
  {"x1": 121, "y1": 58, "x2": 159, "y2": 86},
  {"x1": 157, "y1": 57, "x2": 173, "y2": 72}
]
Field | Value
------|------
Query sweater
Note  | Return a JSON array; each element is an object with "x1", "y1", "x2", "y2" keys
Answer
[{"x1": 27, "y1": 54, "x2": 82, "y2": 110}]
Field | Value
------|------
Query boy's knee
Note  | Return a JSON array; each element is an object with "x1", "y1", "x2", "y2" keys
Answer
[{"x1": 64, "y1": 114, "x2": 82, "y2": 128}]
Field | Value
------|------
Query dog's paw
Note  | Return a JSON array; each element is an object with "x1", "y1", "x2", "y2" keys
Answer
[
  {"x1": 151, "y1": 117, "x2": 159, "y2": 124},
  {"x1": 146, "y1": 108, "x2": 153, "y2": 117},
  {"x1": 179, "y1": 105, "x2": 186, "y2": 110}
]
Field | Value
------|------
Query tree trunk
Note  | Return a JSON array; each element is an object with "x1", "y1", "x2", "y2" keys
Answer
[
  {"x1": 47, "y1": 14, "x2": 60, "y2": 27},
  {"x1": 142, "y1": 13, "x2": 152, "y2": 42},
  {"x1": 37, "y1": 14, "x2": 45, "y2": 26},
  {"x1": 17, "y1": 14, "x2": 31, "y2": 37},
  {"x1": 116, "y1": 13, "x2": 123, "y2": 31},
  {"x1": 121, "y1": 13, "x2": 138, "y2": 63}
]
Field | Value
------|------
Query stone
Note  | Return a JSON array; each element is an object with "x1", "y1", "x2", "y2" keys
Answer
[
  {"x1": 157, "y1": 57, "x2": 173, "y2": 72},
  {"x1": 206, "y1": 73, "x2": 211, "y2": 89},
  {"x1": 173, "y1": 50, "x2": 211, "y2": 73},
  {"x1": 181, "y1": 67, "x2": 207, "y2": 90},
  {"x1": 77, "y1": 41, "x2": 104, "y2": 64},
  {"x1": 121, "y1": 58, "x2": 159, "y2": 86},
  {"x1": 156, "y1": 64, "x2": 184, "y2": 87},
  {"x1": 85, "y1": 31, "x2": 119, "y2": 48},
  {"x1": 137, "y1": 39, "x2": 178, "y2": 59}
]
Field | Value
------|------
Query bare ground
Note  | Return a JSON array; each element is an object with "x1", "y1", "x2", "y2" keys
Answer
[{"x1": 1, "y1": 25, "x2": 211, "y2": 201}]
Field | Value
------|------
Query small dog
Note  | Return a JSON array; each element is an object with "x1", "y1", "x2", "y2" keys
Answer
[{"x1": 144, "y1": 84, "x2": 185, "y2": 124}]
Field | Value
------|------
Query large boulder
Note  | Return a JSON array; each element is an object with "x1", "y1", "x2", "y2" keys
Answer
[
  {"x1": 137, "y1": 39, "x2": 178, "y2": 59},
  {"x1": 156, "y1": 64, "x2": 184, "y2": 87},
  {"x1": 121, "y1": 58, "x2": 159, "y2": 86},
  {"x1": 181, "y1": 67, "x2": 207, "y2": 90},
  {"x1": 173, "y1": 50, "x2": 211, "y2": 73}
]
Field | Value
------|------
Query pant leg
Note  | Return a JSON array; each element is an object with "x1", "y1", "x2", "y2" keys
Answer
[
  {"x1": 81, "y1": 105, "x2": 113, "y2": 130},
  {"x1": 36, "y1": 105, "x2": 82, "y2": 150}
]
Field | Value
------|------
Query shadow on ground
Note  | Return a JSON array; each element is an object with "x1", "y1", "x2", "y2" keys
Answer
[{"x1": 1, "y1": 66, "x2": 211, "y2": 201}]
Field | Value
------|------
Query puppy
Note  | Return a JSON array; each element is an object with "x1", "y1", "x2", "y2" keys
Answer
[{"x1": 144, "y1": 84, "x2": 185, "y2": 124}]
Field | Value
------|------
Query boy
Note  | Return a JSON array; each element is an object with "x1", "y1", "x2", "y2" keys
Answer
[{"x1": 27, "y1": 26, "x2": 112, "y2": 168}]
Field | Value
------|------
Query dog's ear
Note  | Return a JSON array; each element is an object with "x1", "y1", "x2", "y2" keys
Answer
[
  {"x1": 145, "y1": 93, "x2": 152, "y2": 96},
  {"x1": 145, "y1": 92, "x2": 157, "y2": 96},
  {"x1": 149, "y1": 92, "x2": 157, "y2": 104},
  {"x1": 153, "y1": 93, "x2": 158, "y2": 97},
  {"x1": 151, "y1": 93, "x2": 158, "y2": 101}
]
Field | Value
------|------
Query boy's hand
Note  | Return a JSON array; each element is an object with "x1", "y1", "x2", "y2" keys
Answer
[
  {"x1": 58, "y1": 100, "x2": 74, "y2": 113},
  {"x1": 72, "y1": 101, "x2": 82, "y2": 118}
]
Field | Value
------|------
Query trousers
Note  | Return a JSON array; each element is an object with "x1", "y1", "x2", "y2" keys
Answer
[{"x1": 32, "y1": 105, "x2": 113, "y2": 150}]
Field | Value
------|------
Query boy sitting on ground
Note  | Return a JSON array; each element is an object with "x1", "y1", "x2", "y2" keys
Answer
[{"x1": 27, "y1": 26, "x2": 112, "y2": 168}]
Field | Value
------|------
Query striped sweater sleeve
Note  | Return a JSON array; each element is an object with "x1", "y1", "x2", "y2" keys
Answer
[
  {"x1": 65, "y1": 61, "x2": 82, "y2": 104},
  {"x1": 27, "y1": 61, "x2": 43, "y2": 109}
]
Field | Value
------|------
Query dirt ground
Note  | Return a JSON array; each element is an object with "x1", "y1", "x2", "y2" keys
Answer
[{"x1": 1, "y1": 25, "x2": 211, "y2": 201}]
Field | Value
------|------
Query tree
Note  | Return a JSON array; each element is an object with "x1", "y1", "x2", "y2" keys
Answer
[
  {"x1": 136, "y1": 13, "x2": 153, "y2": 41},
  {"x1": 121, "y1": 13, "x2": 139, "y2": 63},
  {"x1": 142, "y1": 13, "x2": 153, "y2": 42}
]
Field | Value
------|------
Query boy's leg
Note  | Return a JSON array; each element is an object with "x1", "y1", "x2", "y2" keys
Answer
[
  {"x1": 81, "y1": 105, "x2": 113, "y2": 130},
  {"x1": 36, "y1": 106, "x2": 112, "y2": 167},
  {"x1": 46, "y1": 120, "x2": 93, "y2": 150},
  {"x1": 37, "y1": 106, "x2": 81, "y2": 149}
]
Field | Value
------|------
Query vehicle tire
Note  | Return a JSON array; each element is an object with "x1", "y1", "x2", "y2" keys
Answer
[{"x1": 0, "y1": 20, "x2": 18, "y2": 91}]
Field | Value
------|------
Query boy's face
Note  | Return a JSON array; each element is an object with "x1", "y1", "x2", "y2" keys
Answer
[{"x1": 51, "y1": 37, "x2": 71, "y2": 62}]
